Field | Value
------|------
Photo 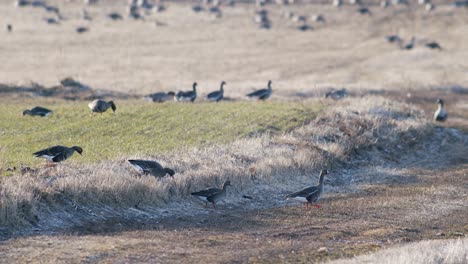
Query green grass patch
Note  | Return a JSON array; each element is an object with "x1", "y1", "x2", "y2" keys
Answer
[{"x1": 0, "y1": 99, "x2": 322, "y2": 169}]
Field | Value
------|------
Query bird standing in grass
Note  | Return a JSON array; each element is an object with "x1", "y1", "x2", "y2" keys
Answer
[
  {"x1": 23, "y1": 106, "x2": 53, "y2": 117},
  {"x1": 246, "y1": 80, "x2": 273, "y2": 100},
  {"x1": 191, "y1": 180, "x2": 232, "y2": 208},
  {"x1": 175, "y1": 82, "x2": 197, "y2": 102},
  {"x1": 33, "y1": 146, "x2": 83, "y2": 166},
  {"x1": 285, "y1": 170, "x2": 328, "y2": 209},
  {"x1": 144, "y1": 91, "x2": 175, "y2": 102},
  {"x1": 128, "y1": 159, "x2": 175, "y2": 178},
  {"x1": 434, "y1": 99, "x2": 447, "y2": 122},
  {"x1": 425, "y1": 41, "x2": 442, "y2": 50},
  {"x1": 206, "y1": 81, "x2": 225, "y2": 102},
  {"x1": 88, "y1": 99, "x2": 116, "y2": 114}
]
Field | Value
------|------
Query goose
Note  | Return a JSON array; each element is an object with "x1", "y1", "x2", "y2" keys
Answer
[
  {"x1": 128, "y1": 159, "x2": 175, "y2": 178},
  {"x1": 7, "y1": 24, "x2": 12, "y2": 32},
  {"x1": 76, "y1": 27, "x2": 89, "y2": 33},
  {"x1": 82, "y1": 9, "x2": 92, "y2": 20},
  {"x1": 285, "y1": 170, "x2": 328, "y2": 209},
  {"x1": 332, "y1": 0, "x2": 342, "y2": 7},
  {"x1": 385, "y1": 35, "x2": 402, "y2": 44},
  {"x1": 434, "y1": 99, "x2": 447, "y2": 122},
  {"x1": 380, "y1": 0, "x2": 389, "y2": 8},
  {"x1": 402, "y1": 37, "x2": 415, "y2": 50},
  {"x1": 44, "y1": 17, "x2": 60, "y2": 24},
  {"x1": 246, "y1": 80, "x2": 272, "y2": 100},
  {"x1": 191, "y1": 180, "x2": 232, "y2": 208},
  {"x1": 425, "y1": 41, "x2": 441, "y2": 50},
  {"x1": 312, "y1": 14, "x2": 325, "y2": 23},
  {"x1": 88, "y1": 99, "x2": 116, "y2": 114},
  {"x1": 206, "y1": 81, "x2": 225, "y2": 102},
  {"x1": 175, "y1": 82, "x2": 197, "y2": 102},
  {"x1": 144, "y1": 91, "x2": 175, "y2": 102},
  {"x1": 297, "y1": 23, "x2": 312, "y2": 31},
  {"x1": 34, "y1": 145, "x2": 83, "y2": 166},
  {"x1": 357, "y1": 7, "x2": 372, "y2": 15},
  {"x1": 108, "y1": 12, "x2": 123, "y2": 20},
  {"x1": 23, "y1": 106, "x2": 53, "y2": 117},
  {"x1": 325, "y1": 88, "x2": 348, "y2": 100},
  {"x1": 425, "y1": 3, "x2": 434, "y2": 11}
]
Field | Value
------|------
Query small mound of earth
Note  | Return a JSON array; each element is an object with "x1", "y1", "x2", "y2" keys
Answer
[{"x1": 0, "y1": 78, "x2": 134, "y2": 101}]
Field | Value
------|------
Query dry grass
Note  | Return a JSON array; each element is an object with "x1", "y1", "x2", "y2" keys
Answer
[
  {"x1": 0, "y1": 96, "x2": 436, "y2": 229},
  {"x1": 327, "y1": 238, "x2": 468, "y2": 264}
]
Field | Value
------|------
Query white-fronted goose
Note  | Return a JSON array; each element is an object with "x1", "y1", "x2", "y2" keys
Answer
[
  {"x1": 425, "y1": 41, "x2": 441, "y2": 50},
  {"x1": 285, "y1": 170, "x2": 328, "y2": 209},
  {"x1": 76, "y1": 27, "x2": 89, "y2": 33},
  {"x1": 434, "y1": 99, "x2": 447, "y2": 122},
  {"x1": 175, "y1": 82, "x2": 197, "y2": 102},
  {"x1": 88, "y1": 99, "x2": 116, "y2": 114},
  {"x1": 82, "y1": 9, "x2": 92, "y2": 20},
  {"x1": 23, "y1": 106, "x2": 53, "y2": 117},
  {"x1": 402, "y1": 37, "x2": 415, "y2": 50},
  {"x1": 108, "y1": 12, "x2": 123, "y2": 20},
  {"x1": 191, "y1": 180, "x2": 232, "y2": 208},
  {"x1": 34, "y1": 145, "x2": 83, "y2": 166},
  {"x1": 206, "y1": 81, "x2": 225, "y2": 102},
  {"x1": 357, "y1": 7, "x2": 372, "y2": 15},
  {"x1": 332, "y1": 0, "x2": 343, "y2": 7},
  {"x1": 128, "y1": 159, "x2": 175, "y2": 178},
  {"x1": 144, "y1": 91, "x2": 175, "y2": 102},
  {"x1": 385, "y1": 35, "x2": 402, "y2": 44},
  {"x1": 425, "y1": 3, "x2": 434, "y2": 11},
  {"x1": 325, "y1": 88, "x2": 348, "y2": 100},
  {"x1": 246, "y1": 80, "x2": 272, "y2": 100}
]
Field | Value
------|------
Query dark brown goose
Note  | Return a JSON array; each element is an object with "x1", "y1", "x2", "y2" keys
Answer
[
  {"x1": 128, "y1": 159, "x2": 175, "y2": 178},
  {"x1": 191, "y1": 180, "x2": 232, "y2": 208},
  {"x1": 23, "y1": 106, "x2": 53, "y2": 117},
  {"x1": 34, "y1": 145, "x2": 83, "y2": 166},
  {"x1": 175, "y1": 82, "x2": 197, "y2": 102},
  {"x1": 285, "y1": 170, "x2": 328, "y2": 209},
  {"x1": 88, "y1": 99, "x2": 116, "y2": 114},
  {"x1": 144, "y1": 91, "x2": 175, "y2": 102},
  {"x1": 434, "y1": 99, "x2": 447, "y2": 122},
  {"x1": 206, "y1": 81, "x2": 225, "y2": 102},
  {"x1": 246, "y1": 80, "x2": 272, "y2": 100}
]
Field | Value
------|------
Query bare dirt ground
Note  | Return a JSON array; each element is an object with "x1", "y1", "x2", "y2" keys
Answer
[{"x1": 0, "y1": 1, "x2": 467, "y2": 263}]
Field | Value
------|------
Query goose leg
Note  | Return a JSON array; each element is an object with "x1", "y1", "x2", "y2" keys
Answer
[{"x1": 313, "y1": 204, "x2": 321, "y2": 209}]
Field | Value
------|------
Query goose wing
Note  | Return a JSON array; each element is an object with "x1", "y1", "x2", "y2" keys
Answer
[
  {"x1": 128, "y1": 160, "x2": 163, "y2": 174},
  {"x1": 34, "y1": 145, "x2": 67, "y2": 157},
  {"x1": 191, "y1": 187, "x2": 222, "y2": 197},
  {"x1": 247, "y1": 88, "x2": 267, "y2": 97},
  {"x1": 285, "y1": 185, "x2": 318, "y2": 198}
]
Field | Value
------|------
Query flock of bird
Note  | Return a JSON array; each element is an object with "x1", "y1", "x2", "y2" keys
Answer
[
  {"x1": 22, "y1": 77, "x2": 448, "y2": 209},
  {"x1": 6, "y1": 0, "x2": 467, "y2": 35}
]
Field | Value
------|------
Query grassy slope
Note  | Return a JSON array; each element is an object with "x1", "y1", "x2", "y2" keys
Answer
[{"x1": 0, "y1": 99, "x2": 321, "y2": 168}]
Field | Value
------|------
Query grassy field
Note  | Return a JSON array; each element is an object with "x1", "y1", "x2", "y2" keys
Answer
[{"x1": 0, "y1": 99, "x2": 321, "y2": 169}]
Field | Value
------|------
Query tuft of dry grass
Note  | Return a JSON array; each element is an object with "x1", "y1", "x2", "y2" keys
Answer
[{"x1": 326, "y1": 238, "x2": 468, "y2": 264}]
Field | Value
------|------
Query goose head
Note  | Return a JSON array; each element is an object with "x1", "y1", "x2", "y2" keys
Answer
[
  {"x1": 71, "y1": 146, "x2": 83, "y2": 155},
  {"x1": 220, "y1": 81, "x2": 226, "y2": 91},
  {"x1": 164, "y1": 168, "x2": 176, "y2": 177},
  {"x1": 267, "y1": 80, "x2": 272, "y2": 90},
  {"x1": 436, "y1": 98, "x2": 444, "y2": 106},
  {"x1": 223, "y1": 180, "x2": 232, "y2": 189},
  {"x1": 22, "y1": 109, "x2": 32, "y2": 116}
]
